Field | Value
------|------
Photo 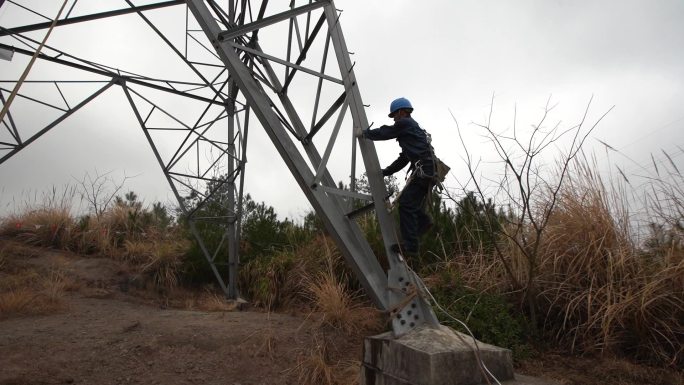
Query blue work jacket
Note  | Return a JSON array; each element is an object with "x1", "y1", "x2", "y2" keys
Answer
[{"x1": 363, "y1": 117, "x2": 433, "y2": 176}]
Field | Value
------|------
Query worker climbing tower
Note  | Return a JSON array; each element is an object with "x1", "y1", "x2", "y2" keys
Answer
[
  {"x1": 0, "y1": 0, "x2": 436, "y2": 336},
  {"x1": 1, "y1": 2, "x2": 519, "y2": 383}
]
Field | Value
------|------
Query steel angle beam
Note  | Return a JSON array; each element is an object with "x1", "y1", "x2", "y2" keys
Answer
[
  {"x1": 0, "y1": 1, "x2": 247, "y2": 300},
  {"x1": 225, "y1": 42, "x2": 342, "y2": 85},
  {"x1": 0, "y1": 0, "x2": 440, "y2": 332},
  {"x1": 230, "y1": 39, "x2": 340, "y2": 191},
  {"x1": 324, "y1": 2, "x2": 441, "y2": 333},
  {"x1": 218, "y1": 1, "x2": 328, "y2": 41},
  {"x1": 186, "y1": 0, "x2": 390, "y2": 309},
  {"x1": 187, "y1": 1, "x2": 441, "y2": 334},
  {"x1": 0, "y1": 80, "x2": 115, "y2": 165},
  {"x1": 0, "y1": 1, "x2": 185, "y2": 37},
  {"x1": 0, "y1": 43, "x2": 225, "y2": 106},
  {"x1": 122, "y1": 80, "x2": 246, "y2": 299},
  {"x1": 0, "y1": 46, "x2": 12, "y2": 61}
]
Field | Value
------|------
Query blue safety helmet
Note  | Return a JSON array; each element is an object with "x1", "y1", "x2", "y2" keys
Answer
[{"x1": 388, "y1": 97, "x2": 413, "y2": 117}]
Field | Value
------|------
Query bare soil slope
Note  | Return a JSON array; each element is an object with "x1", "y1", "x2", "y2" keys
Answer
[{"x1": 0, "y1": 241, "x2": 341, "y2": 385}]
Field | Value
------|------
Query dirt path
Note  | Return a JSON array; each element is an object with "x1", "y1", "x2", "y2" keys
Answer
[
  {"x1": 1, "y1": 294, "x2": 318, "y2": 385},
  {"x1": 0, "y1": 241, "x2": 340, "y2": 385}
]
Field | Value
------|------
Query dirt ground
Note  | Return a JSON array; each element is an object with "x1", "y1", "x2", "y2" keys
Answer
[
  {"x1": 1, "y1": 296, "x2": 315, "y2": 385},
  {"x1": 0, "y1": 241, "x2": 353, "y2": 385},
  {"x1": 0, "y1": 240, "x2": 681, "y2": 385}
]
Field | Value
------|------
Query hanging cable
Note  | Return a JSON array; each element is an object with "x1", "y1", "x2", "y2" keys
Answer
[
  {"x1": 397, "y1": 253, "x2": 503, "y2": 385},
  {"x1": 387, "y1": 210, "x2": 503, "y2": 385},
  {"x1": 0, "y1": 0, "x2": 69, "y2": 124}
]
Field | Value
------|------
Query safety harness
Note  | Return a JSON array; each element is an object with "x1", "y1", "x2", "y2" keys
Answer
[{"x1": 389, "y1": 130, "x2": 450, "y2": 211}]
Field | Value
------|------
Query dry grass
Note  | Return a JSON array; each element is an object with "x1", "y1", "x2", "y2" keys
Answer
[
  {"x1": 531, "y1": 159, "x2": 684, "y2": 366},
  {"x1": 239, "y1": 249, "x2": 300, "y2": 310},
  {"x1": 1, "y1": 193, "x2": 176, "y2": 261},
  {"x1": 483, "y1": 157, "x2": 684, "y2": 367},
  {"x1": 0, "y1": 270, "x2": 68, "y2": 319},
  {"x1": 291, "y1": 334, "x2": 362, "y2": 385},
  {"x1": 305, "y1": 274, "x2": 354, "y2": 328},
  {"x1": 239, "y1": 235, "x2": 375, "y2": 315},
  {"x1": 0, "y1": 242, "x2": 76, "y2": 319},
  {"x1": 295, "y1": 237, "x2": 383, "y2": 335},
  {"x1": 180, "y1": 289, "x2": 238, "y2": 312},
  {"x1": 42, "y1": 271, "x2": 67, "y2": 301},
  {"x1": 1, "y1": 208, "x2": 75, "y2": 249},
  {"x1": 195, "y1": 292, "x2": 236, "y2": 312},
  {"x1": 123, "y1": 239, "x2": 155, "y2": 264},
  {"x1": 73, "y1": 215, "x2": 117, "y2": 256},
  {"x1": 0, "y1": 288, "x2": 38, "y2": 317},
  {"x1": 293, "y1": 338, "x2": 335, "y2": 385},
  {"x1": 97, "y1": 204, "x2": 143, "y2": 245},
  {"x1": 140, "y1": 240, "x2": 186, "y2": 289},
  {"x1": 253, "y1": 318, "x2": 277, "y2": 360},
  {"x1": 304, "y1": 273, "x2": 382, "y2": 335},
  {"x1": 433, "y1": 156, "x2": 683, "y2": 367},
  {"x1": 335, "y1": 360, "x2": 361, "y2": 385}
]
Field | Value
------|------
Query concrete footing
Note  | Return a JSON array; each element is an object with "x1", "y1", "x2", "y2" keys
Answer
[{"x1": 361, "y1": 325, "x2": 515, "y2": 385}]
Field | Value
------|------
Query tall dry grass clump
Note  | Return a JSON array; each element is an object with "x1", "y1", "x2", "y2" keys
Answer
[
  {"x1": 293, "y1": 338, "x2": 335, "y2": 385},
  {"x1": 0, "y1": 187, "x2": 78, "y2": 249},
  {"x1": 303, "y1": 273, "x2": 381, "y2": 335},
  {"x1": 530, "y1": 157, "x2": 683, "y2": 367},
  {"x1": 140, "y1": 240, "x2": 186, "y2": 289},
  {"x1": 291, "y1": 334, "x2": 361, "y2": 385},
  {"x1": 290, "y1": 237, "x2": 382, "y2": 334},
  {"x1": 1, "y1": 207, "x2": 75, "y2": 249}
]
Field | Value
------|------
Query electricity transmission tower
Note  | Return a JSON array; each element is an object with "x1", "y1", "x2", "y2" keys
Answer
[{"x1": 0, "y1": 0, "x2": 437, "y2": 335}]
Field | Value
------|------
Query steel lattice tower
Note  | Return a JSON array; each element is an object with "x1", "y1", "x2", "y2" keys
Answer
[{"x1": 0, "y1": 0, "x2": 438, "y2": 336}]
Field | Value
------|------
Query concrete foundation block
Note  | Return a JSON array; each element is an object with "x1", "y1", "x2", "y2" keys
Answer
[{"x1": 361, "y1": 325, "x2": 514, "y2": 385}]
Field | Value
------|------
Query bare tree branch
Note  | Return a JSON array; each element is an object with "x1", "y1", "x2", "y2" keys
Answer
[
  {"x1": 74, "y1": 169, "x2": 130, "y2": 218},
  {"x1": 450, "y1": 96, "x2": 613, "y2": 326}
]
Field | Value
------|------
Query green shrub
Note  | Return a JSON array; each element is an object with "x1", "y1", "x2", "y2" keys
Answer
[
  {"x1": 239, "y1": 250, "x2": 296, "y2": 310},
  {"x1": 425, "y1": 264, "x2": 530, "y2": 358},
  {"x1": 180, "y1": 189, "x2": 313, "y2": 285}
]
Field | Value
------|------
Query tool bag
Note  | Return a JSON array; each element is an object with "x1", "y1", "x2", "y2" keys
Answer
[
  {"x1": 423, "y1": 130, "x2": 450, "y2": 185},
  {"x1": 432, "y1": 156, "x2": 450, "y2": 184}
]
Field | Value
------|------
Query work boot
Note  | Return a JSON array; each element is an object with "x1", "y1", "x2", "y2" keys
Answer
[
  {"x1": 390, "y1": 243, "x2": 403, "y2": 253},
  {"x1": 391, "y1": 243, "x2": 419, "y2": 258}
]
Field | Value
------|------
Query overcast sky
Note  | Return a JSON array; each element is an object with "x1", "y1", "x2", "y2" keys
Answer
[{"x1": 1, "y1": 0, "x2": 682, "y2": 220}]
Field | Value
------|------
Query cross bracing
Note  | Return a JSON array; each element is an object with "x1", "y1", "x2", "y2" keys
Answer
[{"x1": 0, "y1": 0, "x2": 439, "y2": 336}]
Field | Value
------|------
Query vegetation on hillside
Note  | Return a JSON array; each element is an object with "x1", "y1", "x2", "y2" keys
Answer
[
  {"x1": 1, "y1": 153, "x2": 681, "y2": 373},
  {"x1": 1, "y1": 100, "x2": 682, "y2": 384}
]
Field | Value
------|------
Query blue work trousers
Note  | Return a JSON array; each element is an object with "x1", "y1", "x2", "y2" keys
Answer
[{"x1": 398, "y1": 174, "x2": 433, "y2": 253}]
